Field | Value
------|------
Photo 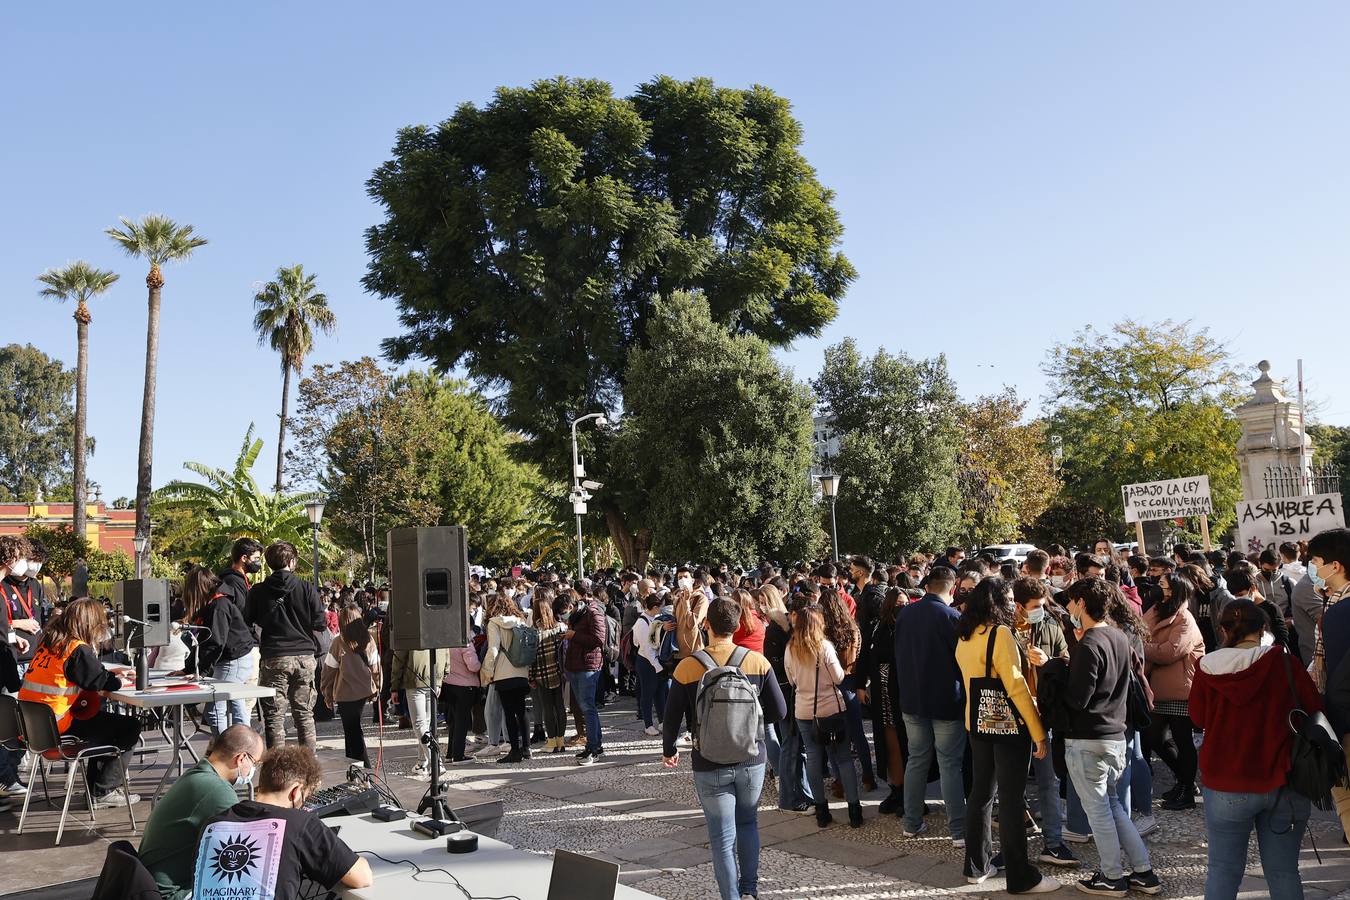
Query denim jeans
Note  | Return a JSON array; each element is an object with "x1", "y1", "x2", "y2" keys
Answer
[
  {"x1": 206, "y1": 654, "x2": 256, "y2": 735},
  {"x1": 839, "y1": 676, "x2": 875, "y2": 782},
  {"x1": 761, "y1": 720, "x2": 781, "y2": 777},
  {"x1": 1030, "y1": 745, "x2": 1063, "y2": 846},
  {"x1": 798, "y1": 718, "x2": 859, "y2": 806},
  {"x1": 406, "y1": 685, "x2": 435, "y2": 765},
  {"x1": 635, "y1": 656, "x2": 668, "y2": 728},
  {"x1": 1065, "y1": 738, "x2": 1150, "y2": 880},
  {"x1": 566, "y1": 669, "x2": 603, "y2": 753},
  {"x1": 776, "y1": 715, "x2": 814, "y2": 809},
  {"x1": 1066, "y1": 730, "x2": 1145, "y2": 833},
  {"x1": 902, "y1": 714, "x2": 967, "y2": 838},
  {"x1": 484, "y1": 684, "x2": 507, "y2": 745},
  {"x1": 693, "y1": 763, "x2": 766, "y2": 900},
  {"x1": 1203, "y1": 786, "x2": 1309, "y2": 900}
]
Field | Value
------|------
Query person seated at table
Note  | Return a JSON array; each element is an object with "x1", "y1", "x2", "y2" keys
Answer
[
  {"x1": 18, "y1": 597, "x2": 141, "y2": 807},
  {"x1": 194, "y1": 745, "x2": 373, "y2": 897},
  {"x1": 138, "y1": 724, "x2": 264, "y2": 899}
]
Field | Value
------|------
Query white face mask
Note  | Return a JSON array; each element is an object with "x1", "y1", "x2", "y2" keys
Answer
[
  {"x1": 9, "y1": 559, "x2": 28, "y2": 579},
  {"x1": 1049, "y1": 575, "x2": 1065, "y2": 589},
  {"x1": 677, "y1": 576, "x2": 693, "y2": 591},
  {"x1": 234, "y1": 759, "x2": 255, "y2": 787},
  {"x1": 28, "y1": 562, "x2": 41, "y2": 576}
]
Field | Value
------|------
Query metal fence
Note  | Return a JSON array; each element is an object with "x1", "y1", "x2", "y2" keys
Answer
[{"x1": 1262, "y1": 462, "x2": 1341, "y2": 499}]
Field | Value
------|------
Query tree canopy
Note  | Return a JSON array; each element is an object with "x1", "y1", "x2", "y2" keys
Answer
[
  {"x1": 813, "y1": 339, "x2": 962, "y2": 557},
  {"x1": 957, "y1": 389, "x2": 1060, "y2": 546},
  {"x1": 0, "y1": 344, "x2": 81, "y2": 501},
  {"x1": 1042, "y1": 320, "x2": 1244, "y2": 534},
  {"x1": 364, "y1": 76, "x2": 853, "y2": 561},
  {"x1": 614, "y1": 293, "x2": 821, "y2": 566}
]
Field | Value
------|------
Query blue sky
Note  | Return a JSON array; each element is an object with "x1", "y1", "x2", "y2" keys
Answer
[{"x1": 5, "y1": 2, "x2": 1349, "y2": 499}]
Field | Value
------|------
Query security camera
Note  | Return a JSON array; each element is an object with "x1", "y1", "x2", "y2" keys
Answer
[{"x1": 581, "y1": 480, "x2": 603, "y2": 491}]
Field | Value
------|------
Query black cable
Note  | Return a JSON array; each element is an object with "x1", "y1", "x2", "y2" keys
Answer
[{"x1": 357, "y1": 850, "x2": 523, "y2": 900}]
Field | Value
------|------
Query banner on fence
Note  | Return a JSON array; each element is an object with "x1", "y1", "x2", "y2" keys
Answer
[
  {"x1": 1235, "y1": 493, "x2": 1346, "y2": 555},
  {"x1": 1121, "y1": 475, "x2": 1213, "y2": 523}
]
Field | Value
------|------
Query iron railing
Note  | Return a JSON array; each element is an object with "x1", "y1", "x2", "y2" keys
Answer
[{"x1": 1263, "y1": 462, "x2": 1341, "y2": 499}]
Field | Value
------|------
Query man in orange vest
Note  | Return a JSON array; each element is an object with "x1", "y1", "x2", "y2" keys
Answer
[{"x1": 19, "y1": 597, "x2": 141, "y2": 807}]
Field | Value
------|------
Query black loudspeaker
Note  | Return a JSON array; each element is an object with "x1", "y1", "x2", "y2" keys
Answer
[
  {"x1": 115, "y1": 579, "x2": 171, "y2": 649},
  {"x1": 387, "y1": 526, "x2": 470, "y2": 650}
]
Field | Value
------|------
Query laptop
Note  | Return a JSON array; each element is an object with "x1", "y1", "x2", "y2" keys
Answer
[{"x1": 547, "y1": 849, "x2": 619, "y2": 900}]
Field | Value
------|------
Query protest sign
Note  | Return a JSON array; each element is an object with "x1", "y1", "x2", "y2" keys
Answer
[
  {"x1": 1121, "y1": 475, "x2": 1213, "y2": 524},
  {"x1": 1235, "y1": 493, "x2": 1346, "y2": 555}
]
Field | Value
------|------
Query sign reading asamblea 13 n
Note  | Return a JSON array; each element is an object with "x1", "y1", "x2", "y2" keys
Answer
[
  {"x1": 1121, "y1": 475, "x2": 1213, "y2": 524},
  {"x1": 1236, "y1": 493, "x2": 1347, "y2": 555}
]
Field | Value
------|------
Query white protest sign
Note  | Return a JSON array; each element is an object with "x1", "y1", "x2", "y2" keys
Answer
[
  {"x1": 1235, "y1": 493, "x2": 1346, "y2": 555},
  {"x1": 1121, "y1": 475, "x2": 1213, "y2": 523}
]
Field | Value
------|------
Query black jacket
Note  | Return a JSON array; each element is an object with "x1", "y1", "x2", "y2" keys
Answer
[
  {"x1": 853, "y1": 581, "x2": 885, "y2": 679},
  {"x1": 244, "y1": 570, "x2": 325, "y2": 660},
  {"x1": 192, "y1": 592, "x2": 256, "y2": 674},
  {"x1": 214, "y1": 567, "x2": 252, "y2": 611}
]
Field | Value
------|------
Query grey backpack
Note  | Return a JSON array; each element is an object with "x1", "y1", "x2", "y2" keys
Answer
[{"x1": 691, "y1": 647, "x2": 763, "y2": 765}]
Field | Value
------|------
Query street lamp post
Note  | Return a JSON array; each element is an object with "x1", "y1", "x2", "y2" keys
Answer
[
  {"x1": 132, "y1": 535, "x2": 148, "y2": 579},
  {"x1": 569, "y1": 413, "x2": 608, "y2": 581},
  {"x1": 818, "y1": 472, "x2": 842, "y2": 562},
  {"x1": 304, "y1": 499, "x2": 326, "y2": 594}
]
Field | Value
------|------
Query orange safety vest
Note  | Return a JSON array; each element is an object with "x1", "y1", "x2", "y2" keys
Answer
[{"x1": 18, "y1": 639, "x2": 86, "y2": 733}]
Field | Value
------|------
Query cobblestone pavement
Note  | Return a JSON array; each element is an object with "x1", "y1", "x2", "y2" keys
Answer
[{"x1": 315, "y1": 696, "x2": 1350, "y2": 900}]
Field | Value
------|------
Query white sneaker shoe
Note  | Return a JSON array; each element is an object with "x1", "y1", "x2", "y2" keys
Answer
[
  {"x1": 93, "y1": 789, "x2": 140, "y2": 808},
  {"x1": 474, "y1": 743, "x2": 505, "y2": 759},
  {"x1": 677, "y1": 732, "x2": 693, "y2": 747},
  {"x1": 0, "y1": 781, "x2": 26, "y2": 796},
  {"x1": 1134, "y1": 813, "x2": 1159, "y2": 837},
  {"x1": 644, "y1": 725, "x2": 661, "y2": 736},
  {"x1": 1061, "y1": 828, "x2": 1093, "y2": 844}
]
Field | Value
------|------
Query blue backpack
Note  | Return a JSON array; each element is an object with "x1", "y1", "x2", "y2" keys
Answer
[{"x1": 649, "y1": 612, "x2": 678, "y2": 671}]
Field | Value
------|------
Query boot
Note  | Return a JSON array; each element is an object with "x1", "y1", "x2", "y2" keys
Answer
[
  {"x1": 878, "y1": 786, "x2": 903, "y2": 814},
  {"x1": 848, "y1": 802, "x2": 864, "y2": 828},
  {"x1": 815, "y1": 804, "x2": 833, "y2": 827}
]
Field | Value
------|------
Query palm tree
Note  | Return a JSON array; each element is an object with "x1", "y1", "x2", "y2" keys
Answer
[
  {"x1": 106, "y1": 215, "x2": 207, "y2": 557},
  {"x1": 153, "y1": 425, "x2": 336, "y2": 568},
  {"x1": 37, "y1": 262, "x2": 120, "y2": 544},
  {"x1": 252, "y1": 264, "x2": 336, "y2": 492}
]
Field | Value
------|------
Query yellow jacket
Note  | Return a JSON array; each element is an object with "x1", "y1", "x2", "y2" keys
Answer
[{"x1": 956, "y1": 624, "x2": 1046, "y2": 743}]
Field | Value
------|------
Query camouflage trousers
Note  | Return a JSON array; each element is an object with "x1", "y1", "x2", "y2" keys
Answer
[{"x1": 258, "y1": 653, "x2": 317, "y2": 750}]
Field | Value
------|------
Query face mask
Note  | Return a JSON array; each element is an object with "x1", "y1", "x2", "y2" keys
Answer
[
  {"x1": 628, "y1": 585, "x2": 639, "y2": 597},
  {"x1": 28, "y1": 562, "x2": 41, "y2": 576},
  {"x1": 245, "y1": 560, "x2": 262, "y2": 574},
  {"x1": 503, "y1": 589, "x2": 515, "y2": 599},
  {"x1": 234, "y1": 761, "x2": 255, "y2": 787},
  {"x1": 1024, "y1": 607, "x2": 1046, "y2": 626},
  {"x1": 378, "y1": 601, "x2": 389, "y2": 612},
  {"x1": 9, "y1": 560, "x2": 27, "y2": 579},
  {"x1": 1049, "y1": 575, "x2": 1065, "y2": 589},
  {"x1": 677, "y1": 577, "x2": 693, "y2": 591},
  {"x1": 1069, "y1": 613, "x2": 1083, "y2": 630},
  {"x1": 1309, "y1": 562, "x2": 1326, "y2": 590}
]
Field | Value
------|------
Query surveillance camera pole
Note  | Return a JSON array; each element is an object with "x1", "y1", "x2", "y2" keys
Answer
[{"x1": 569, "y1": 412, "x2": 607, "y2": 581}]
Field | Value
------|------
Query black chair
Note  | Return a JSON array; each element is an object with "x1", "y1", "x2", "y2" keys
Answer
[
  {"x1": 0, "y1": 693, "x2": 53, "y2": 805},
  {"x1": 89, "y1": 840, "x2": 161, "y2": 900},
  {"x1": 16, "y1": 700, "x2": 137, "y2": 844}
]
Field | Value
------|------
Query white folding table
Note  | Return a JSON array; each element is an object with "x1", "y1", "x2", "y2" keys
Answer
[
  {"x1": 108, "y1": 676, "x2": 274, "y2": 803},
  {"x1": 327, "y1": 812, "x2": 662, "y2": 899}
]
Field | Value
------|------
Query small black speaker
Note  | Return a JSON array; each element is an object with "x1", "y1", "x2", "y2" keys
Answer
[
  {"x1": 387, "y1": 527, "x2": 470, "y2": 650},
  {"x1": 115, "y1": 579, "x2": 172, "y2": 649}
]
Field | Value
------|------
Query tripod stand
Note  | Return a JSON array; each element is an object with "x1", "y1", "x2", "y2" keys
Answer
[{"x1": 415, "y1": 648, "x2": 457, "y2": 825}]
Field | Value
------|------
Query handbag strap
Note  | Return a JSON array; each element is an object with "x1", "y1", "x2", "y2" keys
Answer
[
  {"x1": 984, "y1": 625, "x2": 1000, "y2": 678},
  {"x1": 1279, "y1": 645, "x2": 1307, "y2": 721},
  {"x1": 812, "y1": 656, "x2": 820, "y2": 719}
]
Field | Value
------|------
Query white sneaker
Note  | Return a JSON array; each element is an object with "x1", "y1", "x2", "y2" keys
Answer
[
  {"x1": 474, "y1": 743, "x2": 505, "y2": 759},
  {"x1": 1061, "y1": 828, "x2": 1093, "y2": 844},
  {"x1": 93, "y1": 789, "x2": 140, "y2": 808},
  {"x1": 677, "y1": 732, "x2": 693, "y2": 747},
  {"x1": 951, "y1": 837, "x2": 966, "y2": 849},
  {"x1": 0, "y1": 781, "x2": 25, "y2": 797},
  {"x1": 1134, "y1": 813, "x2": 1159, "y2": 837},
  {"x1": 644, "y1": 725, "x2": 661, "y2": 736},
  {"x1": 1022, "y1": 876, "x2": 1061, "y2": 893}
]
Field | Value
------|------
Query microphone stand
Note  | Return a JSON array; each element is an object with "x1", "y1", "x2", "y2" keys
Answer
[{"x1": 416, "y1": 647, "x2": 456, "y2": 826}]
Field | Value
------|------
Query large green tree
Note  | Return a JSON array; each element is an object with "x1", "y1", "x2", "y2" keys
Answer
[
  {"x1": 107, "y1": 215, "x2": 208, "y2": 552},
  {"x1": 958, "y1": 389, "x2": 1060, "y2": 546},
  {"x1": 0, "y1": 344, "x2": 79, "y2": 501},
  {"x1": 1043, "y1": 320, "x2": 1244, "y2": 534},
  {"x1": 252, "y1": 264, "x2": 337, "y2": 492},
  {"x1": 364, "y1": 76, "x2": 854, "y2": 563},
  {"x1": 37, "y1": 261, "x2": 119, "y2": 542},
  {"x1": 613, "y1": 293, "x2": 820, "y2": 566},
  {"x1": 1310, "y1": 423, "x2": 1350, "y2": 510},
  {"x1": 152, "y1": 425, "x2": 334, "y2": 569},
  {"x1": 813, "y1": 339, "x2": 962, "y2": 557}
]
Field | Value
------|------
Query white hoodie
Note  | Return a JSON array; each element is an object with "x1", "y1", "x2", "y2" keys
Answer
[{"x1": 481, "y1": 615, "x2": 531, "y2": 684}]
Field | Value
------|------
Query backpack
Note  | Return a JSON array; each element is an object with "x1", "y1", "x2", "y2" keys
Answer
[
  {"x1": 503, "y1": 623, "x2": 539, "y2": 668},
  {"x1": 603, "y1": 612, "x2": 621, "y2": 665},
  {"x1": 619, "y1": 615, "x2": 646, "y2": 672},
  {"x1": 650, "y1": 613, "x2": 678, "y2": 670},
  {"x1": 691, "y1": 647, "x2": 763, "y2": 765}
]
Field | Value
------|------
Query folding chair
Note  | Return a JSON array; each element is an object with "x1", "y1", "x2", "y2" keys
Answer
[
  {"x1": 16, "y1": 700, "x2": 137, "y2": 844},
  {"x1": 0, "y1": 693, "x2": 53, "y2": 806}
]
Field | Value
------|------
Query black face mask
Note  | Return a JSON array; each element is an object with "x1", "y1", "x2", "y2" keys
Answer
[{"x1": 245, "y1": 560, "x2": 263, "y2": 574}]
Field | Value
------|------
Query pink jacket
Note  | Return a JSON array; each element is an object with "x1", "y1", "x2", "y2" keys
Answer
[
  {"x1": 442, "y1": 645, "x2": 482, "y2": 687},
  {"x1": 1144, "y1": 606, "x2": 1205, "y2": 702}
]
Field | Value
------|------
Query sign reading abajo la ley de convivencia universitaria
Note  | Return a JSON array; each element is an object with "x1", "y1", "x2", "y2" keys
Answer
[
  {"x1": 1235, "y1": 493, "x2": 1346, "y2": 555},
  {"x1": 1121, "y1": 475, "x2": 1213, "y2": 524}
]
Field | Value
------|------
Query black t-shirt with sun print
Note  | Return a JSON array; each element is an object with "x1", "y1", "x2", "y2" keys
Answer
[{"x1": 194, "y1": 800, "x2": 358, "y2": 899}]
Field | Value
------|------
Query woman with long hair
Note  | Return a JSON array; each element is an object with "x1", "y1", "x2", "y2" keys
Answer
[
  {"x1": 321, "y1": 615, "x2": 381, "y2": 767},
  {"x1": 760, "y1": 584, "x2": 812, "y2": 811},
  {"x1": 1191, "y1": 598, "x2": 1320, "y2": 899},
  {"x1": 528, "y1": 588, "x2": 569, "y2": 752},
  {"x1": 186, "y1": 565, "x2": 257, "y2": 733},
  {"x1": 480, "y1": 591, "x2": 534, "y2": 763},
  {"x1": 819, "y1": 587, "x2": 876, "y2": 793},
  {"x1": 730, "y1": 588, "x2": 766, "y2": 654},
  {"x1": 1180, "y1": 562, "x2": 1234, "y2": 652},
  {"x1": 1144, "y1": 571, "x2": 1205, "y2": 811},
  {"x1": 785, "y1": 604, "x2": 862, "y2": 828},
  {"x1": 18, "y1": 598, "x2": 141, "y2": 807},
  {"x1": 869, "y1": 585, "x2": 910, "y2": 815},
  {"x1": 955, "y1": 578, "x2": 1056, "y2": 893}
]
